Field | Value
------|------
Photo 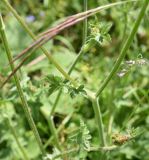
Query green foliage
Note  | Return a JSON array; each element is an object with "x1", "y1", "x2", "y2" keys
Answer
[
  {"x1": 44, "y1": 74, "x2": 64, "y2": 95},
  {"x1": 82, "y1": 20, "x2": 112, "y2": 53},
  {"x1": 69, "y1": 120, "x2": 92, "y2": 149},
  {"x1": 42, "y1": 74, "x2": 87, "y2": 98},
  {"x1": 68, "y1": 120, "x2": 92, "y2": 160},
  {"x1": 89, "y1": 20, "x2": 112, "y2": 44},
  {"x1": 0, "y1": 0, "x2": 149, "y2": 160}
]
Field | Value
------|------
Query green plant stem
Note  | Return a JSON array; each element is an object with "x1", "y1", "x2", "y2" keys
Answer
[
  {"x1": 107, "y1": 82, "x2": 116, "y2": 144},
  {"x1": 107, "y1": 114, "x2": 114, "y2": 143},
  {"x1": 47, "y1": 92, "x2": 62, "y2": 152},
  {"x1": 50, "y1": 0, "x2": 88, "y2": 115},
  {"x1": 2, "y1": 0, "x2": 77, "y2": 87},
  {"x1": 5, "y1": 117, "x2": 29, "y2": 160},
  {"x1": 40, "y1": 109, "x2": 62, "y2": 150},
  {"x1": 83, "y1": 0, "x2": 88, "y2": 45},
  {"x1": 51, "y1": 145, "x2": 117, "y2": 159},
  {"x1": 49, "y1": 45, "x2": 89, "y2": 115},
  {"x1": 50, "y1": 89, "x2": 62, "y2": 115},
  {"x1": 96, "y1": 0, "x2": 149, "y2": 97},
  {"x1": 88, "y1": 145, "x2": 117, "y2": 152},
  {"x1": 49, "y1": 33, "x2": 88, "y2": 115},
  {"x1": 52, "y1": 148, "x2": 78, "y2": 160},
  {"x1": 0, "y1": 15, "x2": 45, "y2": 155},
  {"x1": 92, "y1": 97, "x2": 106, "y2": 146},
  {"x1": 48, "y1": 116, "x2": 62, "y2": 151},
  {"x1": 44, "y1": 112, "x2": 73, "y2": 148},
  {"x1": 41, "y1": 110, "x2": 66, "y2": 159}
]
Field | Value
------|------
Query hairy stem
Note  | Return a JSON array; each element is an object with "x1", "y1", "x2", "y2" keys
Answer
[
  {"x1": 0, "y1": 15, "x2": 45, "y2": 155},
  {"x1": 96, "y1": 0, "x2": 149, "y2": 97}
]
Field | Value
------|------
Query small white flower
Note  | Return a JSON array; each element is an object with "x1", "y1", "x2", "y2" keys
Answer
[{"x1": 117, "y1": 69, "x2": 128, "y2": 77}]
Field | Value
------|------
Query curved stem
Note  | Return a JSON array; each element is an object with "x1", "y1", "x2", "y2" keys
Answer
[{"x1": 96, "y1": 0, "x2": 149, "y2": 97}]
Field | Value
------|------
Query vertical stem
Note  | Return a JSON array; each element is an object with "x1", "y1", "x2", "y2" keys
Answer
[
  {"x1": 5, "y1": 117, "x2": 29, "y2": 160},
  {"x1": 107, "y1": 82, "x2": 116, "y2": 144},
  {"x1": 48, "y1": 116, "x2": 62, "y2": 151},
  {"x1": 92, "y1": 97, "x2": 106, "y2": 146},
  {"x1": 0, "y1": 15, "x2": 45, "y2": 155},
  {"x1": 107, "y1": 114, "x2": 114, "y2": 143},
  {"x1": 83, "y1": 0, "x2": 88, "y2": 45},
  {"x1": 96, "y1": 0, "x2": 149, "y2": 97}
]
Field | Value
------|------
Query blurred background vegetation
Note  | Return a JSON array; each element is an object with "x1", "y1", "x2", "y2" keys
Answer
[{"x1": 0, "y1": 0, "x2": 149, "y2": 159}]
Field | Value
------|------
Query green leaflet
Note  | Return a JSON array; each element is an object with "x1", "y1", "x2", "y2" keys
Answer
[{"x1": 42, "y1": 74, "x2": 87, "y2": 98}]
